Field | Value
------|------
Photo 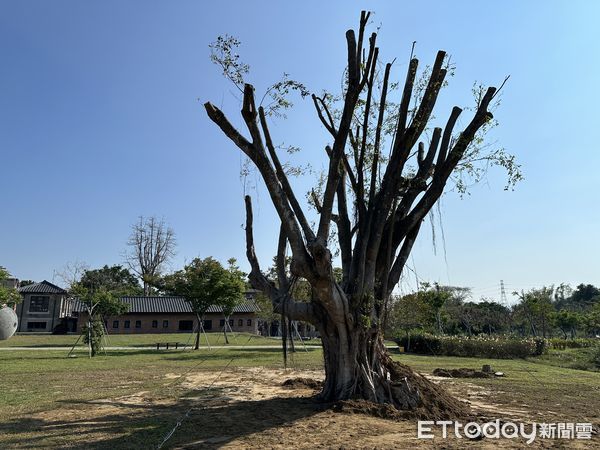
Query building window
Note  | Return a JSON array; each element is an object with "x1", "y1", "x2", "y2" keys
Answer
[
  {"x1": 178, "y1": 320, "x2": 194, "y2": 331},
  {"x1": 229, "y1": 319, "x2": 234, "y2": 327},
  {"x1": 152, "y1": 320, "x2": 158, "y2": 328},
  {"x1": 247, "y1": 319, "x2": 252, "y2": 326},
  {"x1": 238, "y1": 319, "x2": 243, "y2": 327},
  {"x1": 113, "y1": 320, "x2": 119, "y2": 329},
  {"x1": 203, "y1": 319, "x2": 212, "y2": 331},
  {"x1": 27, "y1": 321, "x2": 47, "y2": 330},
  {"x1": 124, "y1": 320, "x2": 130, "y2": 329},
  {"x1": 135, "y1": 320, "x2": 142, "y2": 329},
  {"x1": 29, "y1": 296, "x2": 50, "y2": 313},
  {"x1": 163, "y1": 320, "x2": 169, "y2": 328},
  {"x1": 219, "y1": 319, "x2": 225, "y2": 327}
]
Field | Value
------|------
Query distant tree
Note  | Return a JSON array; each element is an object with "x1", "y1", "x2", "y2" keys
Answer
[
  {"x1": 220, "y1": 258, "x2": 247, "y2": 343},
  {"x1": 513, "y1": 287, "x2": 554, "y2": 337},
  {"x1": 385, "y1": 293, "x2": 432, "y2": 350},
  {"x1": 78, "y1": 265, "x2": 143, "y2": 297},
  {"x1": 18, "y1": 280, "x2": 35, "y2": 288},
  {"x1": 125, "y1": 216, "x2": 176, "y2": 295},
  {"x1": 161, "y1": 257, "x2": 245, "y2": 349},
  {"x1": 552, "y1": 309, "x2": 581, "y2": 339},
  {"x1": 569, "y1": 284, "x2": 600, "y2": 311},
  {"x1": 419, "y1": 284, "x2": 452, "y2": 334},
  {"x1": 0, "y1": 267, "x2": 21, "y2": 307},
  {"x1": 553, "y1": 283, "x2": 573, "y2": 310},
  {"x1": 254, "y1": 290, "x2": 279, "y2": 335},
  {"x1": 54, "y1": 260, "x2": 90, "y2": 289},
  {"x1": 583, "y1": 303, "x2": 600, "y2": 337},
  {"x1": 71, "y1": 267, "x2": 131, "y2": 357},
  {"x1": 461, "y1": 300, "x2": 510, "y2": 335}
]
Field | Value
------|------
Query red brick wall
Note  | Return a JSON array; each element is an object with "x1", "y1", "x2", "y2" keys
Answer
[{"x1": 77, "y1": 312, "x2": 258, "y2": 334}]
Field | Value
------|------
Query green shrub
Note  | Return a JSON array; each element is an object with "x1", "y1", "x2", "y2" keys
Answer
[
  {"x1": 547, "y1": 338, "x2": 597, "y2": 350},
  {"x1": 82, "y1": 318, "x2": 105, "y2": 357},
  {"x1": 396, "y1": 334, "x2": 546, "y2": 359},
  {"x1": 590, "y1": 345, "x2": 600, "y2": 369}
]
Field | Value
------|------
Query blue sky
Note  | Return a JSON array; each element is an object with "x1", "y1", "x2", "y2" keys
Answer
[{"x1": 1, "y1": 1, "x2": 598, "y2": 303}]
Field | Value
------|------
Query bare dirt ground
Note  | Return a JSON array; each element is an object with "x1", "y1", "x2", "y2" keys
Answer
[{"x1": 13, "y1": 367, "x2": 596, "y2": 449}]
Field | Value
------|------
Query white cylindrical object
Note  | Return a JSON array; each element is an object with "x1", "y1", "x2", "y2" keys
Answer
[{"x1": 0, "y1": 307, "x2": 18, "y2": 340}]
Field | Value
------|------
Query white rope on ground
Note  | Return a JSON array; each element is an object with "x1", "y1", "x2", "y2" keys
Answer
[
  {"x1": 155, "y1": 333, "x2": 259, "y2": 448},
  {"x1": 180, "y1": 322, "x2": 198, "y2": 351},
  {"x1": 156, "y1": 357, "x2": 236, "y2": 449},
  {"x1": 157, "y1": 277, "x2": 312, "y2": 447},
  {"x1": 163, "y1": 333, "x2": 258, "y2": 390},
  {"x1": 157, "y1": 347, "x2": 287, "y2": 449}
]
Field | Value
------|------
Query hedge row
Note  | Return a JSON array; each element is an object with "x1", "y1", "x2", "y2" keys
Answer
[
  {"x1": 547, "y1": 338, "x2": 598, "y2": 349},
  {"x1": 396, "y1": 334, "x2": 547, "y2": 359}
]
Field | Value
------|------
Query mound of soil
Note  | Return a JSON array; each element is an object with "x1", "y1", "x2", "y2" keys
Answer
[
  {"x1": 432, "y1": 368, "x2": 493, "y2": 378},
  {"x1": 332, "y1": 399, "x2": 408, "y2": 420},
  {"x1": 388, "y1": 361, "x2": 472, "y2": 420},
  {"x1": 282, "y1": 378, "x2": 323, "y2": 390}
]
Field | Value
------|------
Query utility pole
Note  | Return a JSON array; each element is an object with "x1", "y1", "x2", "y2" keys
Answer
[{"x1": 500, "y1": 280, "x2": 508, "y2": 306}]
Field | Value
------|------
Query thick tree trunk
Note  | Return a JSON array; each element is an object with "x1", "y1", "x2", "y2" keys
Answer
[
  {"x1": 320, "y1": 327, "x2": 386, "y2": 402},
  {"x1": 318, "y1": 323, "x2": 468, "y2": 419}
]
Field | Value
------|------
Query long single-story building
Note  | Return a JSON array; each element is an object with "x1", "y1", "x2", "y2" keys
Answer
[
  {"x1": 72, "y1": 295, "x2": 260, "y2": 334},
  {"x1": 14, "y1": 281, "x2": 261, "y2": 334}
]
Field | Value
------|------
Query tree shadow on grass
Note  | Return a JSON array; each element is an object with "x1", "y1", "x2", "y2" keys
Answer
[{"x1": 0, "y1": 392, "x2": 323, "y2": 449}]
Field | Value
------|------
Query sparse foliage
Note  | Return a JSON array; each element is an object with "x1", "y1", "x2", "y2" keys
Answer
[
  {"x1": 125, "y1": 216, "x2": 176, "y2": 295},
  {"x1": 205, "y1": 10, "x2": 519, "y2": 413}
]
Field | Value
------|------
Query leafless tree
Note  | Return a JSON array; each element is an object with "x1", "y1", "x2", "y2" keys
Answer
[
  {"x1": 125, "y1": 216, "x2": 176, "y2": 295},
  {"x1": 54, "y1": 260, "x2": 89, "y2": 289},
  {"x1": 205, "y1": 11, "x2": 510, "y2": 415}
]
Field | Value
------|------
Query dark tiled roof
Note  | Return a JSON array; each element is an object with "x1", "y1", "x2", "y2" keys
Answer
[
  {"x1": 18, "y1": 280, "x2": 67, "y2": 295},
  {"x1": 71, "y1": 296, "x2": 259, "y2": 314}
]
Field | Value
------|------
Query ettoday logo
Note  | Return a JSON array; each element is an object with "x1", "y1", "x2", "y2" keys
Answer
[{"x1": 417, "y1": 420, "x2": 594, "y2": 443}]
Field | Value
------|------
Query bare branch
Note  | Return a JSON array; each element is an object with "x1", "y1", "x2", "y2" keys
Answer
[
  {"x1": 258, "y1": 106, "x2": 315, "y2": 242},
  {"x1": 276, "y1": 225, "x2": 290, "y2": 291},
  {"x1": 312, "y1": 94, "x2": 336, "y2": 136},
  {"x1": 206, "y1": 91, "x2": 314, "y2": 278},
  {"x1": 386, "y1": 222, "x2": 422, "y2": 297},
  {"x1": 357, "y1": 46, "x2": 379, "y2": 220},
  {"x1": 436, "y1": 106, "x2": 462, "y2": 168},
  {"x1": 244, "y1": 196, "x2": 314, "y2": 322},
  {"x1": 368, "y1": 61, "x2": 393, "y2": 211},
  {"x1": 397, "y1": 58, "x2": 418, "y2": 137}
]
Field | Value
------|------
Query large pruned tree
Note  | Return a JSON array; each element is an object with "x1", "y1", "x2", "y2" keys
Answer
[{"x1": 205, "y1": 11, "x2": 517, "y2": 414}]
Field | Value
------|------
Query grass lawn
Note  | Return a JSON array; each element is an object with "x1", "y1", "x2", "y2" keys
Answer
[
  {"x1": 0, "y1": 332, "x2": 320, "y2": 348},
  {"x1": 535, "y1": 347, "x2": 600, "y2": 371},
  {"x1": 0, "y1": 342, "x2": 598, "y2": 448},
  {"x1": 0, "y1": 347, "x2": 324, "y2": 421},
  {"x1": 393, "y1": 352, "x2": 600, "y2": 422}
]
